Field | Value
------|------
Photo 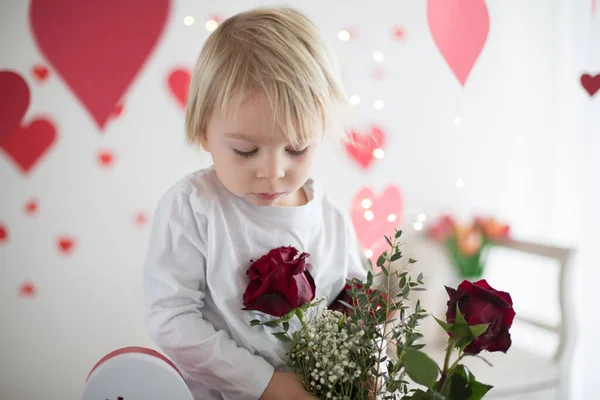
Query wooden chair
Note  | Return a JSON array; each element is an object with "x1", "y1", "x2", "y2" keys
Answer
[{"x1": 388, "y1": 235, "x2": 576, "y2": 399}]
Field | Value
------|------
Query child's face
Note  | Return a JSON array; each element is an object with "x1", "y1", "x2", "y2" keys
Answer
[{"x1": 202, "y1": 92, "x2": 321, "y2": 207}]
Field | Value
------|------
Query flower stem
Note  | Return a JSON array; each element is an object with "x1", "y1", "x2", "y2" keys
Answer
[{"x1": 437, "y1": 338, "x2": 457, "y2": 393}]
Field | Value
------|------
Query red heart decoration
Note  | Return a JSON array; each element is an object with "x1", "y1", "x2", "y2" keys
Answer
[
  {"x1": 98, "y1": 150, "x2": 115, "y2": 167},
  {"x1": 111, "y1": 102, "x2": 125, "y2": 118},
  {"x1": 0, "y1": 224, "x2": 8, "y2": 243},
  {"x1": 57, "y1": 236, "x2": 75, "y2": 254},
  {"x1": 427, "y1": 0, "x2": 489, "y2": 86},
  {"x1": 344, "y1": 126, "x2": 386, "y2": 169},
  {"x1": 32, "y1": 65, "x2": 49, "y2": 82},
  {"x1": 393, "y1": 26, "x2": 406, "y2": 40},
  {"x1": 1, "y1": 120, "x2": 57, "y2": 174},
  {"x1": 29, "y1": 0, "x2": 170, "y2": 130},
  {"x1": 350, "y1": 186, "x2": 403, "y2": 265},
  {"x1": 168, "y1": 68, "x2": 191, "y2": 109},
  {"x1": 134, "y1": 211, "x2": 149, "y2": 227},
  {"x1": 19, "y1": 281, "x2": 37, "y2": 297},
  {"x1": 372, "y1": 68, "x2": 386, "y2": 81},
  {"x1": 581, "y1": 73, "x2": 600, "y2": 97},
  {"x1": 0, "y1": 70, "x2": 57, "y2": 174},
  {"x1": 0, "y1": 71, "x2": 30, "y2": 143},
  {"x1": 25, "y1": 198, "x2": 39, "y2": 215}
]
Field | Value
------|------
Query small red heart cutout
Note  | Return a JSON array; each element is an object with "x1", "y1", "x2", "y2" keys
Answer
[
  {"x1": 581, "y1": 73, "x2": 600, "y2": 97},
  {"x1": 19, "y1": 281, "x2": 37, "y2": 297},
  {"x1": 111, "y1": 102, "x2": 125, "y2": 118},
  {"x1": 25, "y1": 198, "x2": 39, "y2": 215},
  {"x1": 344, "y1": 126, "x2": 386, "y2": 169},
  {"x1": 57, "y1": 236, "x2": 75, "y2": 254},
  {"x1": 32, "y1": 65, "x2": 50, "y2": 82},
  {"x1": 134, "y1": 211, "x2": 149, "y2": 226},
  {"x1": 372, "y1": 68, "x2": 386, "y2": 81},
  {"x1": 0, "y1": 119, "x2": 58, "y2": 174},
  {"x1": 393, "y1": 26, "x2": 406, "y2": 40},
  {"x1": 168, "y1": 68, "x2": 191, "y2": 109},
  {"x1": 98, "y1": 150, "x2": 115, "y2": 167},
  {"x1": 0, "y1": 224, "x2": 8, "y2": 243}
]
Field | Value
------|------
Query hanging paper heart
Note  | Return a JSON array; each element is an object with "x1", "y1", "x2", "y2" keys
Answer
[
  {"x1": 0, "y1": 70, "x2": 57, "y2": 174},
  {"x1": 0, "y1": 71, "x2": 30, "y2": 142},
  {"x1": 97, "y1": 149, "x2": 115, "y2": 168},
  {"x1": 19, "y1": 281, "x2": 37, "y2": 298},
  {"x1": 29, "y1": 0, "x2": 171, "y2": 130},
  {"x1": 57, "y1": 235, "x2": 75, "y2": 255},
  {"x1": 25, "y1": 198, "x2": 39, "y2": 215},
  {"x1": 168, "y1": 68, "x2": 191, "y2": 109},
  {"x1": 349, "y1": 185, "x2": 403, "y2": 264},
  {"x1": 344, "y1": 126, "x2": 386, "y2": 169},
  {"x1": 427, "y1": 0, "x2": 490, "y2": 86},
  {"x1": 31, "y1": 65, "x2": 49, "y2": 83},
  {"x1": 581, "y1": 73, "x2": 600, "y2": 97},
  {"x1": 0, "y1": 223, "x2": 8, "y2": 243},
  {"x1": 134, "y1": 211, "x2": 149, "y2": 227}
]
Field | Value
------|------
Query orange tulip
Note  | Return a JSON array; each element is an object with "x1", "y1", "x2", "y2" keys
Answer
[
  {"x1": 475, "y1": 217, "x2": 510, "y2": 240},
  {"x1": 455, "y1": 224, "x2": 483, "y2": 256}
]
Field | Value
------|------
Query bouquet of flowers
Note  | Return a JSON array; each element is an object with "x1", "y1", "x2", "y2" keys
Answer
[
  {"x1": 242, "y1": 229, "x2": 515, "y2": 399},
  {"x1": 427, "y1": 216, "x2": 510, "y2": 279}
]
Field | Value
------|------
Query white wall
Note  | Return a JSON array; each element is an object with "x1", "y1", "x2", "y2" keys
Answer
[{"x1": 0, "y1": 0, "x2": 597, "y2": 399}]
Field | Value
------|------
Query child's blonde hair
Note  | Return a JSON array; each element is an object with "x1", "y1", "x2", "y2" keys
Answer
[{"x1": 185, "y1": 6, "x2": 349, "y2": 148}]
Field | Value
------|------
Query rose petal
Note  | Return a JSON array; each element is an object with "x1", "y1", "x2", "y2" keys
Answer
[
  {"x1": 242, "y1": 279, "x2": 263, "y2": 307},
  {"x1": 248, "y1": 257, "x2": 279, "y2": 280},
  {"x1": 270, "y1": 263, "x2": 299, "y2": 305},
  {"x1": 469, "y1": 280, "x2": 512, "y2": 308},
  {"x1": 289, "y1": 255, "x2": 307, "y2": 275},
  {"x1": 244, "y1": 267, "x2": 280, "y2": 305},
  {"x1": 293, "y1": 271, "x2": 316, "y2": 307},
  {"x1": 243, "y1": 292, "x2": 294, "y2": 317},
  {"x1": 277, "y1": 246, "x2": 298, "y2": 262},
  {"x1": 486, "y1": 328, "x2": 512, "y2": 352}
]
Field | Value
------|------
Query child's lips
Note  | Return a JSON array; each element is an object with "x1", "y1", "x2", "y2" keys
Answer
[{"x1": 255, "y1": 192, "x2": 282, "y2": 200}]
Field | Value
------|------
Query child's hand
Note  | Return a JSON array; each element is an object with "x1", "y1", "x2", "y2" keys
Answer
[{"x1": 260, "y1": 372, "x2": 317, "y2": 400}]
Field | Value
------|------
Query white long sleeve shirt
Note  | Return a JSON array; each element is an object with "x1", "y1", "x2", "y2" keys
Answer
[{"x1": 143, "y1": 167, "x2": 367, "y2": 400}]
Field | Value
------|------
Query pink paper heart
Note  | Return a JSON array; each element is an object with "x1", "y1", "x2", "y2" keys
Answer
[
  {"x1": 29, "y1": 0, "x2": 170, "y2": 130},
  {"x1": 168, "y1": 68, "x2": 191, "y2": 109},
  {"x1": 427, "y1": 0, "x2": 489, "y2": 86},
  {"x1": 350, "y1": 185, "x2": 403, "y2": 264},
  {"x1": 344, "y1": 126, "x2": 386, "y2": 170}
]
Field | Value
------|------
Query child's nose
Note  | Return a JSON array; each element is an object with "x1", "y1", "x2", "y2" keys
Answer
[{"x1": 257, "y1": 158, "x2": 285, "y2": 181}]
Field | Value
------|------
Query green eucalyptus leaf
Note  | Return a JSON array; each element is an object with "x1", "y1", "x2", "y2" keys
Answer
[
  {"x1": 402, "y1": 349, "x2": 439, "y2": 389},
  {"x1": 264, "y1": 320, "x2": 279, "y2": 328},
  {"x1": 272, "y1": 332, "x2": 292, "y2": 342}
]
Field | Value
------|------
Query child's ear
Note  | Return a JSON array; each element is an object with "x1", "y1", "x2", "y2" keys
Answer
[{"x1": 200, "y1": 133, "x2": 210, "y2": 152}]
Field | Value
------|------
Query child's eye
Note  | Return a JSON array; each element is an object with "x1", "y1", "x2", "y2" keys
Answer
[
  {"x1": 286, "y1": 147, "x2": 309, "y2": 157},
  {"x1": 233, "y1": 148, "x2": 258, "y2": 158}
]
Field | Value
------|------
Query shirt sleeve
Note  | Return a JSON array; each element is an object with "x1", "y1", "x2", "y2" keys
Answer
[{"x1": 143, "y1": 186, "x2": 274, "y2": 400}]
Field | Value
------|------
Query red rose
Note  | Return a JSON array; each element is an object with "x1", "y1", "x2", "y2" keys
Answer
[
  {"x1": 242, "y1": 246, "x2": 316, "y2": 317},
  {"x1": 329, "y1": 283, "x2": 387, "y2": 319},
  {"x1": 445, "y1": 279, "x2": 515, "y2": 355}
]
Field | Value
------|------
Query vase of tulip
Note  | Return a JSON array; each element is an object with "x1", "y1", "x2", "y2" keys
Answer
[{"x1": 427, "y1": 215, "x2": 510, "y2": 281}]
